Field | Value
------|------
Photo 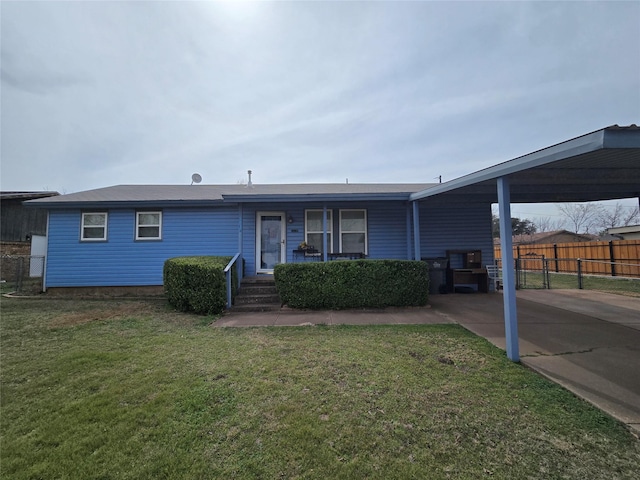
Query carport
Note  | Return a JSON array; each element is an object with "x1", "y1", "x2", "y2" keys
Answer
[{"x1": 410, "y1": 125, "x2": 640, "y2": 361}]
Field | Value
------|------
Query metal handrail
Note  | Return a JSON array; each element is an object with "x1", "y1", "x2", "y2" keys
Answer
[{"x1": 224, "y1": 253, "x2": 242, "y2": 309}]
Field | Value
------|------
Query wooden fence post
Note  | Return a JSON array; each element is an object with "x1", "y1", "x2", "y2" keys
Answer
[
  {"x1": 577, "y1": 258, "x2": 583, "y2": 289},
  {"x1": 609, "y1": 241, "x2": 616, "y2": 277}
]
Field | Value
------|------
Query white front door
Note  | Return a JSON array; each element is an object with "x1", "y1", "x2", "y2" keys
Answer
[{"x1": 256, "y1": 212, "x2": 286, "y2": 274}]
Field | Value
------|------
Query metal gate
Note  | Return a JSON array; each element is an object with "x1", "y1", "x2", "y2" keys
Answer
[
  {"x1": 497, "y1": 257, "x2": 640, "y2": 294},
  {"x1": 0, "y1": 255, "x2": 45, "y2": 294}
]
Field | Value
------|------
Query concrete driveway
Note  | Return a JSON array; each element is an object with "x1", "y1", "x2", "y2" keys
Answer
[{"x1": 429, "y1": 290, "x2": 640, "y2": 435}]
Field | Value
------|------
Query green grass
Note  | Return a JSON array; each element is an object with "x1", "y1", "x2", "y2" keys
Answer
[
  {"x1": 1, "y1": 298, "x2": 638, "y2": 479},
  {"x1": 518, "y1": 271, "x2": 640, "y2": 295}
]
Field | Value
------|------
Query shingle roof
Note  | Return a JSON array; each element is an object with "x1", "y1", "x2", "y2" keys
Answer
[
  {"x1": 493, "y1": 230, "x2": 597, "y2": 245},
  {"x1": 25, "y1": 183, "x2": 436, "y2": 207}
]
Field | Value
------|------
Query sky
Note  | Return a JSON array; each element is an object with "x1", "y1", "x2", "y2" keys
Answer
[{"x1": 1, "y1": 1, "x2": 639, "y2": 223}]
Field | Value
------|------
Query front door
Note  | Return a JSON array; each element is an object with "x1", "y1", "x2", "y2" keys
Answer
[{"x1": 256, "y1": 212, "x2": 286, "y2": 274}]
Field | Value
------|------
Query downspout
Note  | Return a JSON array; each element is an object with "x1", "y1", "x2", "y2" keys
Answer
[
  {"x1": 412, "y1": 201, "x2": 421, "y2": 260},
  {"x1": 497, "y1": 176, "x2": 519, "y2": 362},
  {"x1": 42, "y1": 211, "x2": 49, "y2": 292}
]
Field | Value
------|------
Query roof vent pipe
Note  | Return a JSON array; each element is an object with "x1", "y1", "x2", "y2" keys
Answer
[{"x1": 247, "y1": 170, "x2": 253, "y2": 187}]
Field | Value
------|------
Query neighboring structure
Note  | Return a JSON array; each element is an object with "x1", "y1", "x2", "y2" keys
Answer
[
  {"x1": 494, "y1": 230, "x2": 596, "y2": 247},
  {"x1": 607, "y1": 225, "x2": 640, "y2": 240},
  {"x1": 1, "y1": 191, "x2": 59, "y2": 286},
  {"x1": 1, "y1": 191, "x2": 59, "y2": 244}
]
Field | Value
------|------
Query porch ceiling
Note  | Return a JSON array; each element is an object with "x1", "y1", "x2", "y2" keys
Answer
[{"x1": 410, "y1": 125, "x2": 640, "y2": 205}]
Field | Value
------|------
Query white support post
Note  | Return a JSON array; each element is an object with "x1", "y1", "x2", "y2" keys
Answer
[
  {"x1": 412, "y1": 201, "x2": 421, "y2": 260},
  {"x1": 238, "y1": 204, "x2": 243, "y2": 285},
  {"x1": 497, "y1": 176, "x2": 520, "y2": 362}
]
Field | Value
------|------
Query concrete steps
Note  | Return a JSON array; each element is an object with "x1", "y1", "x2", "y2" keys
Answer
[{"x1": 232, "y1": 276, "x2": 281, "y2": 312}]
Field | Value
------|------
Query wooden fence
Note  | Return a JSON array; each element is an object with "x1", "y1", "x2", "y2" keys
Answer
[{"x1": 494, "y1": 239, "x2": 640, "y2": 277}]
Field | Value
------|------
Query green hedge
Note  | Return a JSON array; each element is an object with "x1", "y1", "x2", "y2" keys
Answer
[
  {"x1": 274, "y1": 260, "x2": 428, "y2": 309},
  {"x1": 163, "y1": 256, "x2": 236, "y2": 315}
]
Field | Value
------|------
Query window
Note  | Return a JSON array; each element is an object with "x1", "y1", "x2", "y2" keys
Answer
[
  {"x1": 305, "y1": 210, "x2": 332, "y2": 253},
  {"x1": 340, "y1": 209, "x2": 367, "y2": 254},
  {"x1": 136, "y1": 211, "x2": 162, "y2": 240},
  {"x1": 81, "y1": 212, "x2": 108, "y2": 241}
]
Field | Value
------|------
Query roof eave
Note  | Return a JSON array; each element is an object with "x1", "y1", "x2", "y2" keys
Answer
[
  {"x1": 23, "y1": 199, "x2": 229, "y2": 209},
  {"x1": 222, "y1": 193, "x2": 415, "y2": 203}
]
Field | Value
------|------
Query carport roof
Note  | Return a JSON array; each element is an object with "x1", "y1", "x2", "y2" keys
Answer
[{"x1": 410, "y1": 125, "x2": 640, "y2": 205}]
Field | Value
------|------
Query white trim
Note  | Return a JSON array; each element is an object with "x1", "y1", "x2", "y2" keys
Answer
[
  {"x1": 339, "y1": 209, "x2": 367, "y2": 254},
  {"x1": 81, "y1": 212, "x2": 108, "y2": 241},
  {"x1": 256, "y1": 211, "x2": 286, "y2": 274},
  {"x1": 305, "y1": 209, "x2": 333, "y2": 253},
  {"x1": 135, "y1": 211, "x2": 163, "y2": 240}
]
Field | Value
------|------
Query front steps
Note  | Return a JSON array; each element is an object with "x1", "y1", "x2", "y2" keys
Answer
[{"x1": 232, "y1": 276, "x2": 281, "y2": 312}]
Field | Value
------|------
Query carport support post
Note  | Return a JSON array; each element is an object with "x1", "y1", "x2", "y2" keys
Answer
[
  {"x1": 497, "y1": 176, "x2": 520, "y2": 362},
  {"x1": 412, "y1": 201, "x2": 421, "y2": 260},
  {"x1": 323, "y1": 205, "x2": 328, "y2": 263}
]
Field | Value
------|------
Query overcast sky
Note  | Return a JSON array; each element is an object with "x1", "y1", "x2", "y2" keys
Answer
[{"x1": 1, "y1": 1, "x2": 639, "y2": 220}]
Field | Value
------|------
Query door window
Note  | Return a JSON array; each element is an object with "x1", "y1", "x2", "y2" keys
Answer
[{"x1": 258, "y1": 213, "x2": 284, "y2": 271}]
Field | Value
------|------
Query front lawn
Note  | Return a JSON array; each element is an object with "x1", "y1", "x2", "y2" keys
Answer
[{"x1": 1, "y1": 298, "x2": 638, "y2": 479}]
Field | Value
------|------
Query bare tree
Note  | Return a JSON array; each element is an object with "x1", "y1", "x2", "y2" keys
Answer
[
  {"x1": 623, "y1": 206, "x2": 640, "y2": 227},
  {"x1": 533, "y1": 216, "x2": 565, "y2": 233},
  {"x1": 595, "y1": 202, "x2": 640, "y2": 232},
  {"x1": 622, "y1": 205, "x2": 640, "y2": 226},
  {"x1": 555, "y1": 202, "x2": 604, "y2": 234}
]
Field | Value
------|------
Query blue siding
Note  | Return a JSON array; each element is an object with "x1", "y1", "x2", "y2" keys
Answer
[
  {"x1": 240, "y1": 201, "x2": 412, "y2": 276},
  {"x1": 46, "y1": 207, "x2": 239, "y2": 287},
  {"x1": 367, "y1": 202, "x2": 411, "y2": 259},
  {"x1": 45, "y1": 200, "x2": 494, "y2": 286},
  {"x1": 418, "y1": 202, "x2": 494, "y2": 266}
]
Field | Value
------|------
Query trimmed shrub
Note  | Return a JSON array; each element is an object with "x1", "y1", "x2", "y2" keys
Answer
[
  {"x1": 163, "y1": 256, "x2": 236, "y2": 315},
  {"x1": 274, "y1": 260, "x2": 428, "y2": 309}
]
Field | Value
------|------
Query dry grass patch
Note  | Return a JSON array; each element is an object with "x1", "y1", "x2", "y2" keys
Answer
[{"x1": 49, "y1": 301, "x2": 160, "y2": 327}]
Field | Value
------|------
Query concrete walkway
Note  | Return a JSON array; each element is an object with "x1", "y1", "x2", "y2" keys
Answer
[{"x1": 217, "y1": 290, "x2": 640, "y2": 435}]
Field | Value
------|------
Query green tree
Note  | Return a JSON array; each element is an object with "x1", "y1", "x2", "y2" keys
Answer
[{"x1": 492, "y1": 215, "x2": 537, "y2": 238}]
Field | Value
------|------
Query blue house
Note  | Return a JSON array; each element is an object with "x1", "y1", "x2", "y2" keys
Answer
[
  {"x1": 22, "y1": 125, "x2": 640, "y2": 361},
  {"x1": 24, "y1": 182, "x2": 494, "y2": 292}
]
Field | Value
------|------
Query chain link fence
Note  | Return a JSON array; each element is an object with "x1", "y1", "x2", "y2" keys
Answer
[
  {"x1": 496, "y1": 257, "x2": 640, "y2": 295},
  {"x1": 0, "y1": 255, "x2": 45, "y2": 294}
]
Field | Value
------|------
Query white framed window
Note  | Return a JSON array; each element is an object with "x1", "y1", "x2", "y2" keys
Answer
[
  {"x1": 339, "y1": 209, "x2": 367, "y2": 254},
  {"x1": 305, "y1": 209, "x2": 332, "y2": 253},
  {"x1": 136, "y1": 211, "x2": 162, "y2": 240},
  {"x1": 81, "y1": 212, "x2": 108, "y2": 241}
]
